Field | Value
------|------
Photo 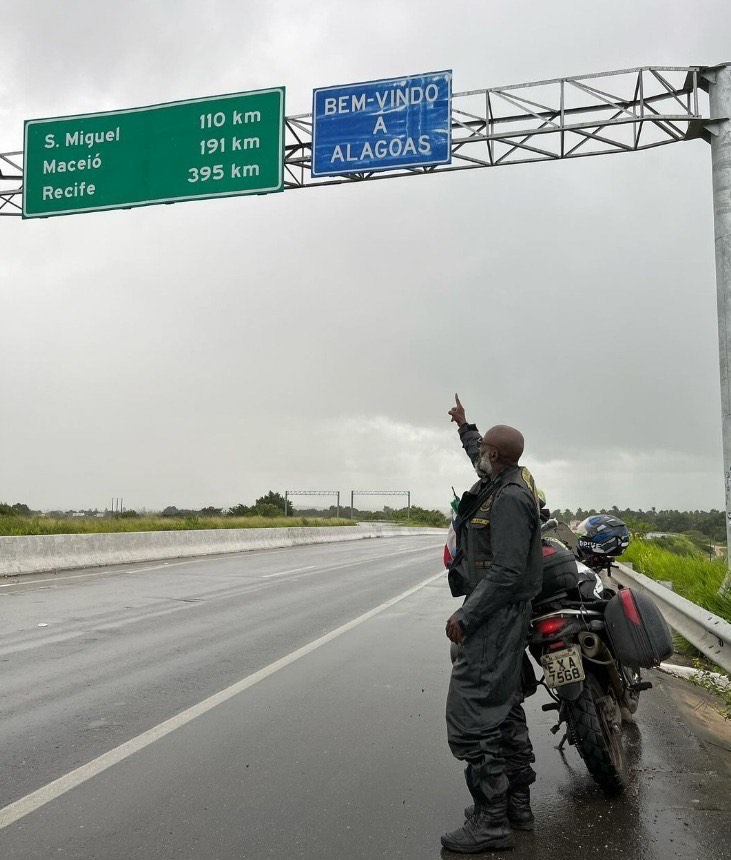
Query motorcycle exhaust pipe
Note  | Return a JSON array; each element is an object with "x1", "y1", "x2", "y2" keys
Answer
[
  {"x1": 577, "y1": 632, "x2": 602, "y2": 657},
  {"x1": 577, "y1": 632, "x2": 627, "y2": 706}
]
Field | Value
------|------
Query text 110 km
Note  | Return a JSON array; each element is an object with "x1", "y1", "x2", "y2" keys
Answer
[
  {"x1": 23, "y1": 88, "x2": 285, "y2": 218},
  {"x1": 199, "y1": 109, "x2": 262, "y2": 128}
]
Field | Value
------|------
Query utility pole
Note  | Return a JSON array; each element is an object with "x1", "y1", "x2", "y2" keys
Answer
[{"x1": 704, "y1": 62, "x2": 731, "y2": 593}]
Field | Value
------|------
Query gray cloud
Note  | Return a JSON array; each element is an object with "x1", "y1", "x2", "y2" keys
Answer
[{"x1": 1, "y1": 1, "x2": 730, "y2": 512}]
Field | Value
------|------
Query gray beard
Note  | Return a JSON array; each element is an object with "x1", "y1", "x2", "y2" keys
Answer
[{"x1": 477, "y1": 453, "x2": 493, "y2": 477}]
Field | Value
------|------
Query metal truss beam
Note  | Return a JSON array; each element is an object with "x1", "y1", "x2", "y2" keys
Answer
[
  {"x1": 283, "y1": 66, "x2": 707, "y2": 190},
  {"x1": 0, "y1": 150, "x2": 22, "y2": 215},
  {"x1": 285, "y1": 490, "x2": 341, "y2": 494},
  {"x1": 0, "y1": 66, "x2": 709, "y2": 214},
  {"x1": 350, "y1": 490, "x2": 410, "y2": 495}
]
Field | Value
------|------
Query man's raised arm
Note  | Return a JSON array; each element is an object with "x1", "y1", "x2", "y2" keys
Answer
[{"x1": 448, "y1": 393, "x2": 483, "y2": 469}]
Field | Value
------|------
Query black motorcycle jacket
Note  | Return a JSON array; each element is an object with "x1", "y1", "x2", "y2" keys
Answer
[
  {"x1": 448, "y1": 464, "x2": 543, "y2": 637},
  {"x1": 457, "y1": 422, "x2": 484, "y2": 471}
]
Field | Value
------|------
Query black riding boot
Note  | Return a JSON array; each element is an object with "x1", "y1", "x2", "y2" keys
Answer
[
  {"x1": 463, "y1": 787, "x2": 534, "y2": 831},
  {"x1": 506, "y1": 787, "x2": 534, "y2": 830},
  {"x1": 441, "y1": 796, "x2": 514, "y2": 853}
]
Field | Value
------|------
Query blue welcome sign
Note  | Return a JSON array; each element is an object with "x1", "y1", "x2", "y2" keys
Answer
[{"x1": 311, "y1": 71, "x2": 452, "y2": 177}]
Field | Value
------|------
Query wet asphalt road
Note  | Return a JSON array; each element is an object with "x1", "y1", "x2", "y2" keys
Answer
[{"x1": 0, "y1": 535, "x2": 728, "y2": 859}]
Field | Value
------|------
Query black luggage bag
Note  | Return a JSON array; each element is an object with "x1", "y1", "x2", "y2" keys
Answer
[
  {"x1": 538, "y1": 538, "x2": 603, "y2": 603},
  {"x1": 538, "y1": 539, "x2": 581, "y2": 602},
  {"x1": 604, "y1": 588, "x2": 673, "y2": 668}
]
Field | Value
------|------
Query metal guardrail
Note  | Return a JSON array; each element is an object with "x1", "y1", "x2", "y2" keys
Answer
[{"x1": 607, "y1": 561, "x2": 731, "y2": 674}]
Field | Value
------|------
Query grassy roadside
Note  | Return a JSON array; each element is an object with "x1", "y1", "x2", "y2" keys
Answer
[
  {"x1": 621, "y1": 536, "x2": 731, "y2": 707},
  {"x1": 0, "y1": 516, "x2": 357, "y2": 536},
  {"x1": 620, "y1": 535, "x2": 731, "y2": 623}
]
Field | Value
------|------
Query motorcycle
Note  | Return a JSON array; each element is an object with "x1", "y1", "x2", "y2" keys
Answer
[{"x1": 528, "y1": 517, "x2": 672, "y2": 793}]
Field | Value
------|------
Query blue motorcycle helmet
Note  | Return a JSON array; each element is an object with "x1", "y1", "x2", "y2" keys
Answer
[{"x1": 576, "y1": 515, "x2": 630, "y2": 557}]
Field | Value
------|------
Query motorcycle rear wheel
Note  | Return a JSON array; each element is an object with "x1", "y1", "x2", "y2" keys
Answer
[{"x1": 566, "y1": 673, "x2": 627, "y2": 793}]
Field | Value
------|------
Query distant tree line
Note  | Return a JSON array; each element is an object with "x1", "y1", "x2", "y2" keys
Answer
[
  {"x1": 162, "y1": 491, "x2": 294, "y2": 519},
  {"x1": 0, "y1": 503, "x2": 129, "y2": 519},
  {"x1": 293, "y1": 504, "x2": 449, "y2": 527},
  {"x1": 0, "y1": 502, "x2": 33, "y2": 516},
  {"x1": 160, "y1": 493, "x2": 448, "y2": 527},
  {"x1": 554, "y1": 506, "x2": 727, "y2": 543},
  {"x1": 12, "y1": 498, "x2": 722, "y2": 538}
]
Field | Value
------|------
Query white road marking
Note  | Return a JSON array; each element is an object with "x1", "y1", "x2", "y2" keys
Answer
[
  {"x1": 0, "y1": 569, "x2": 445, "y2": 831},
  {"x1": 261, "y1": 566, "x2": 317, "y2": 578}
]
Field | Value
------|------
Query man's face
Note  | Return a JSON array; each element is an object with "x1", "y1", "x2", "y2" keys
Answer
[{"x1": 477, "y1": 439, "x2": 498, "y2": 476}]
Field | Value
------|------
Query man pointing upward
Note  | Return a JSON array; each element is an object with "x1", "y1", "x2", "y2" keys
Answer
[{"x1": 441, "y1": 394, "x2": 543, "y2": 854}]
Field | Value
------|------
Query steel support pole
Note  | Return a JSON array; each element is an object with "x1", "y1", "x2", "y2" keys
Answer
[
  {"x1": 336, "y1": 491, "x2": 340, "y2": 520},
  {"x1": 707, "y1": 63, "x2": 731, "y2": 593},
  {"x1": 407, "y1": 491, "x2": 411, "y2": 522},
  {"x1": 284, "y1": 491, "x2": 288, "y2": 518},
  {"x1": 350, "y1": 491, "x2": 354, "y2": 520}
]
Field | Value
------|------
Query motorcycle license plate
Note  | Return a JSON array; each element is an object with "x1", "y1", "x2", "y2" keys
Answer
[{"x1": 541, "y1": 645, "x2": 585, "y2": 688}]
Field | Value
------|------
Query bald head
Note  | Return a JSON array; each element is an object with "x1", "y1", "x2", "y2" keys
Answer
[{"x1": 482, "y1": 425, "x2": 525, "y2": 467}]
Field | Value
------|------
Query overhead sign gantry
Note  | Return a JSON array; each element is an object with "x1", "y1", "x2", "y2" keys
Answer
[
  {"x1": 284, "y1": 490, "x2": 341, "y2": 519},
  {"x1": 350, "y1": 490, "x2": 411, "y2": 520},
  {"x1": 1, "y1": 66, "x2": 708, "y2": 216}
]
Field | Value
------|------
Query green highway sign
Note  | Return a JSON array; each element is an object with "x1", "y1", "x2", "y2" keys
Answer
[{"x1": 23, "y1": 88, "x2": 285, "y2": 218}]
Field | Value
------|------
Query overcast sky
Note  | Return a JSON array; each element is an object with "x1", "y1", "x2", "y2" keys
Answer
[{"x1": 1, "y1": 0, "x2": 730, "y2": 513}]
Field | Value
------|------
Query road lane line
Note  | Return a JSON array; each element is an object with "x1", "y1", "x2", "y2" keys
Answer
[
  {"x1": 0, "y1": 569, "x2": 445, "y2": 830},
  {"x1": 261, "y1": 566, "x2": 317, "y2": 578}
]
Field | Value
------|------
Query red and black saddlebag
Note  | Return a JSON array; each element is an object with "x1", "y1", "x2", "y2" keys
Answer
[{"x1": 604, "y1": 588, "x2": 673, "y2": 668}]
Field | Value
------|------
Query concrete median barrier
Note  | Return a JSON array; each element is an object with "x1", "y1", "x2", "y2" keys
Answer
[{"x1": 0, "y1": 524, "x2": 446, "y2": 577}]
